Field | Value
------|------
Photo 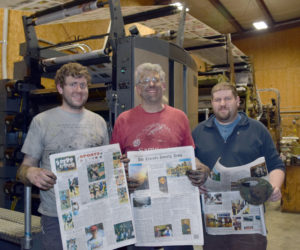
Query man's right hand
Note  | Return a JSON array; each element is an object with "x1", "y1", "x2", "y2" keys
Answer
[
  {"x1": 122, "y1": 154, "x2": 140, "y2": 193},
  {"x1": 17, "y1": 154, "x2": 57, "y2": 190},
  {"x1": 126, "y1": 176, "x2": 141, "y2": 193},
  {"x1": 26, "y1": 167, "x2": 57, "y2": 190}
]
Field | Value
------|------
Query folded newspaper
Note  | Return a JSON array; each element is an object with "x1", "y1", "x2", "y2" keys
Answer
[{"x1": 201, "y1": 157, "x2": 270, "y2": 236}]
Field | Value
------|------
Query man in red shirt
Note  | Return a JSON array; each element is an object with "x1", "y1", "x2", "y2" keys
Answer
[
  {"x1": 111, "y1": 62, "x2": 194, "y2": 153},
  {"x1": 111, "y1": 63, "x2": 207, "y2": 250}
]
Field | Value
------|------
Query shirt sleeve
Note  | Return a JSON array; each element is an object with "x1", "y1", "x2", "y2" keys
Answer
[{"x1": 21, "y1": 116, "x2": 44, "y2": 160}]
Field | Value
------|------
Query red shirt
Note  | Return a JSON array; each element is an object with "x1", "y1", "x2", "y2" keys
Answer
[{"x1": 111, "y1": 105, "x2": 195, "y2": 153}]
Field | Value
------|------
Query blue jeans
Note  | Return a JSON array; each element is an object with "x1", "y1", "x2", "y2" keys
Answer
[{"x1": 41, "y1": 215, "x2": 63, "y2": 250}]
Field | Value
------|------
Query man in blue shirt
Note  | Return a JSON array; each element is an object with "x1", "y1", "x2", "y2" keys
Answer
[{"x1": 189, "y1": 82, "x2": 285, "y2": 250}]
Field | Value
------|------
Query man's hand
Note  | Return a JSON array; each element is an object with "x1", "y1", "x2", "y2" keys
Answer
[
  {"x1": 26, "y1": 167, "x2": 57, "y2": 190},
  {"x1": 186, "y1": 169, "x2": 210, "y2": 187},
  {"x1": 126, "y1": 177, "x2": 141, "y2": 193},
  {"x1": 16, "y1": 154, "x2": 56, "y2": 190},
  {"x1": 120, "y1": 154, "x2": 140, "y2": 193},
  {"x1": 268, "y1": 169, "x2": 285, "y2": 202},
  {"x1": 186, "y1": 158, "x2": 210, "y2": 188},
  {"x1": 268, "y1": 186, "x2": 282, "y2": 202}
]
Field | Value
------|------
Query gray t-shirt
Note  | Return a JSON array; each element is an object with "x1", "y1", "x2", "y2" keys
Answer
[{"x1": 21, "y1": 107, "x2": 109, "y2": 217}]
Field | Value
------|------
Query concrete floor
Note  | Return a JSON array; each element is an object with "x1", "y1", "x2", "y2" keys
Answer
[
  {"x1": 194, "y1": 200, "x2": 300, "y2": 250},
  {"x1": 264, "y1": 201, "x2": 300, "y2": 250}
]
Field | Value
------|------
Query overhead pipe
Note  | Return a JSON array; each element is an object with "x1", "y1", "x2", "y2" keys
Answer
[
  {"x1": 54, "y1": 43, "x2": 92, "y2": 53},
  {"x1": 144, "y1": 30, "x2": 177, "y2": 40},
  {"x1": 29, "y1": 0, "x2": 103, "y2": 18},
  {"x1": 38, "y1": 38, "x2": 92, "y2": 53},
  {"x1": 40, "y1": 49, "x2": 108, "y2": 70},
  {"x1": 34, "y1": 1, "x2": 99, "y2": 26},
  {"x1": 29, "y1": 1, "x2": 108, "y2": 26}
]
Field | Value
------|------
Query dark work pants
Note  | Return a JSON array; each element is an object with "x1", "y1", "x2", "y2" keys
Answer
[
  {"x1": 203, "y1": 232, "x2": 267, "y2": 250},
  {"x1": 41, "y1": 215, "x2": 63, "y2": 250},
  {"x1": 117, "y1": 245, "x2": 194, "y2": 250}
]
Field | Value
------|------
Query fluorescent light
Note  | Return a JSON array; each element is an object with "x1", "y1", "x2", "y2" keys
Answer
[
  {"x1": 253, "y1": 21, "x2": 268, "y2": 30},
  {"x1": 171, "y1": 2, "x2": 189, "y2": 11}
]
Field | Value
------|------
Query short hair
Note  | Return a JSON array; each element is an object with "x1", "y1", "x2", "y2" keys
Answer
[
  {"x1": 54, "y1": 62, "x2": 91, "y2": 87},
  {"x1": 135, "y1": 63, "x2": 166, "y2": 85},
  {"x1": 211, "y1": 82, "x2": 238, "y2": 99}
]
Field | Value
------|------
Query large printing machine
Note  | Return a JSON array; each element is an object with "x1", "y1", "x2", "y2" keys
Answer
[{"x1": 0, "y1": 0, "x2": 198, "y2": 249}]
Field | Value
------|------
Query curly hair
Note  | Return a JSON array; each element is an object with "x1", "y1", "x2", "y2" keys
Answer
[{"x1": 54, "y1": 62, "x2": 91, "y2": 87}]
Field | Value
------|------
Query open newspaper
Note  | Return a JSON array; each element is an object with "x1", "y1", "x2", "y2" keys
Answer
[
  {"x1": 201, "y1": 157, "x2": 268, "y2": 236},
  {"x1": 127, "y1": 146, "x2": 204, "y2": 247},
  {"x1": 50, "y1": 144, "x2": 135, "y2": 250}
]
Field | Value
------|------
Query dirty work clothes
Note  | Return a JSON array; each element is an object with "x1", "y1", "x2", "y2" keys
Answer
[{"x1": 203, "y1": 232, "x2": 267, "y2": 250}]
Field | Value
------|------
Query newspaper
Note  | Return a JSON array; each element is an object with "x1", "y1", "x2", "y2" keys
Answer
[
  {"x1": 127, "y1": 146, "x2": 204, "y2": 247},
  {"x1": 201, "y1": 157, "x2": 268, "y2": 236},
  {"x1": 50, "y1": 144, "x2": 135, "y2": 250}
]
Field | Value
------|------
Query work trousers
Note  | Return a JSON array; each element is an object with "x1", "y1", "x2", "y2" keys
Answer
[
  {"x1": 41, "y1": 215, "x2": 63, "y2": 250},
  {"x1": 118, "y1": 245, "x2": 194, "y2": 250},
  {"x1": 203, "y1": 232, "x2": 267, "y2": 250}
]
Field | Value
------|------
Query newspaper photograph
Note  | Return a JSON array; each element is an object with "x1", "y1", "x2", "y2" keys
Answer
[
  {"x1": 201, "y1": 157, "x2": 268, "y2": 236},
  {"x1": 50, "y1": 143, "x2": 135, "y2": 250},
  {"x1": 127, "y1": 146, "x2": 204, "y2": 247}
]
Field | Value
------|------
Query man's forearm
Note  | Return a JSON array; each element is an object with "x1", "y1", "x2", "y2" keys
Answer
[
  {"x1": 269, "y1": 169, "x2": 285, "y2": 188},
  {"x1": 16, "y1": 165, "x2": 33, "y2": 186}
]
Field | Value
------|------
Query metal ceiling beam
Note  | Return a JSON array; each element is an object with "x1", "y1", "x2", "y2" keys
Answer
[
  {"x1": 209, "y1": 0, "x2": 244, "y2": 32},
  {"x1": 185, "y1": 43, "x2": 226, "y2": 51},
  {"x1": 29, "y1": 0, "x2": 103, "y2": 18},
  {"x1": 123, "y1": 5, "x2": 178, "y2": 24},
  {"x1": 255, "y1": 0, "x2": 275, "y2": 26}
]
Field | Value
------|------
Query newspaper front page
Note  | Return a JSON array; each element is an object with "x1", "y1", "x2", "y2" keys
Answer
[
  {"x1": 202, "y1": 157, "x2": 268, "y2": 236},
  {"x1": 127, "y1": 146, "x2": 204, "y2": 247},
  {"x1": 50, "y1": 144, "x2": 135, "y2": 250}
]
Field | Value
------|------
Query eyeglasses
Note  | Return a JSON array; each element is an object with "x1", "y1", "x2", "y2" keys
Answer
[
  {"x1": 138, "y1": 77, "x2": 160, "y2": 86},
  {"x1": 212, "y1": 96, "x2": 234, "y2": 103},
  {"x1": 65, "y1": 82, "x2": 88, "y2": 89}
]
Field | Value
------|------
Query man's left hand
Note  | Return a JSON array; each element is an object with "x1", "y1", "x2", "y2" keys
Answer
[
  {"x1": 186, "y1": 162, "x2": 210, "y2": 188},
  {"x1": 268, "y1": 186, "x2": 282, "y2": 202}
]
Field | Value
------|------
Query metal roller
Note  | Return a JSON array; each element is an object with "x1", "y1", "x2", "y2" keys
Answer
[
  {"x1": 34, "y1": 1, "x2": 99, "y2": 26},
  {"x1": 40, "y1": 49, "x2": 108, "y2": 69}
]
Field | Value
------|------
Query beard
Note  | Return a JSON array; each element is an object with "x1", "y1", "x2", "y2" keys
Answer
[
  {"x1": 216, "y1": 109, "x2": 231, "y2": 121},
  {"x1": 140, "y1": 86, "x2": 163, "y2": 104},
  {"x1": 214, "y1": 107, "x2": 238, "y2": 124},
  {"x1": 62, "y1": 94, "x2": 88, "y2": 110}
]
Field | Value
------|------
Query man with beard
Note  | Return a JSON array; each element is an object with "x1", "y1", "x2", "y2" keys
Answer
[
  {"x1": 17, "y1": 62, "x2": 109, "y2": 250},
  {"x1": 191, "y1": 82, "x2": 285, "y2": 250},
  {"x1": 111, "y1": 63, "x2": 206, "y2": 250}
]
